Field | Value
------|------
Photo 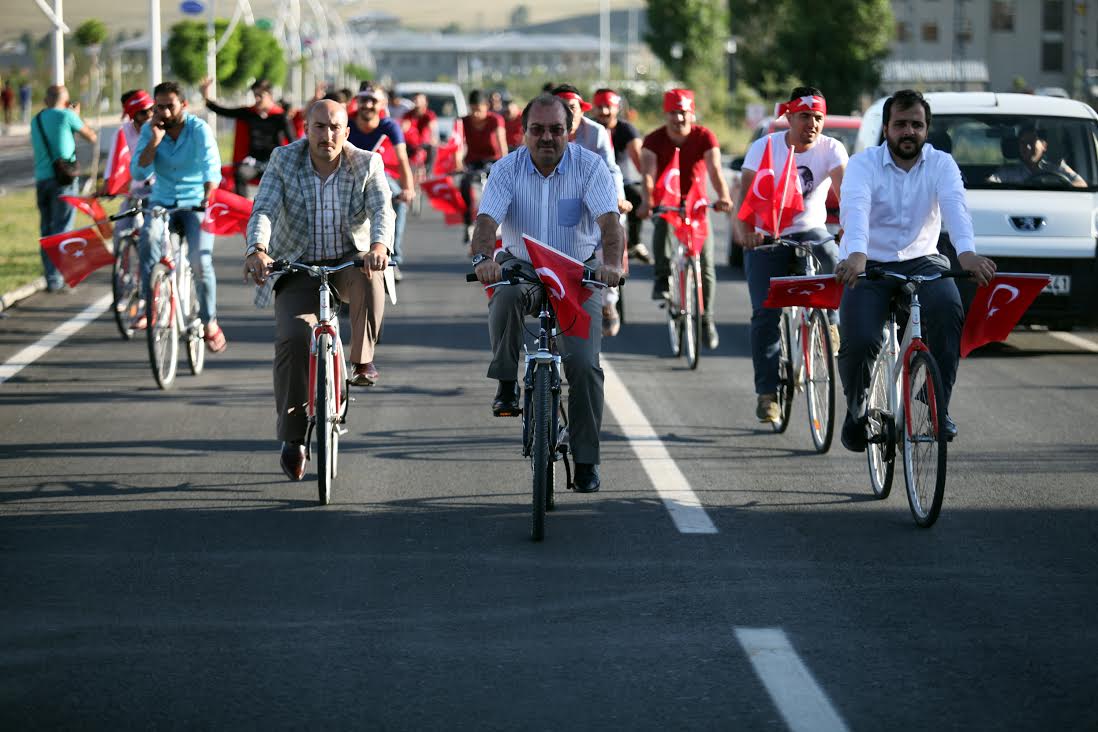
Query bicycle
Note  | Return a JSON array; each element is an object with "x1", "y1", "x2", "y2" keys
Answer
[
  {"x1": 466, "y1": 265, "x2": 612, "y2": 541},
  {"x1": 861, "y1": 267, "x2": 969, "y2": 528},
  {"x1": 269, "y1": 259, "x2": 359, "y2": 505},
  {"x1": 458, "y1": 162, "x2": 492, "y2": 245},
  {"x1": 652, "y1": 203, "x2": 711, "y2": 370},
  {"x1": 756, "y1": 236, "x2": 838, "y2": 451},
  {"x1": 106, "y1": 199, "x2": 145, "y2": 340},
  {"x1": 144, "y1": 205, "x2": 207, "y2": 390}
]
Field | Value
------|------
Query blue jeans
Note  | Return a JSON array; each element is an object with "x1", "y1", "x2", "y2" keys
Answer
[
  {"x1": 139, "y1": 208, "x2": 217, "y2": 324},
  {"x1": 744, "y1": 228, "x2": 838, "y2": 395},
  {"x1": 36, "y1": 177, "x2": 78, "y2": 290},
  {"x1": 387, "y1": 176, "x2": 407, "y2": 266}
]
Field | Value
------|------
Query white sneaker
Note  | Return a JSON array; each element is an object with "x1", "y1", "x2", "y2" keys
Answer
[{"x1": 392, "y1": 264, "x2": 403, "y2": 282}]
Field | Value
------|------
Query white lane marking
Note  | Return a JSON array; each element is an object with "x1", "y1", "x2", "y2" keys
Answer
[
  {"x1": 0, "y1": 294, "x2": 112, "y2": 385},
  {"x1": 736, "y1": 627, "x2": 850, "y2": 732},
  {"x1": 1049, "y1": 331, "x2": 1098, "y2": 353},
  {"x1": 602, "y1": 359, "x2": 718, "y2": 534}
]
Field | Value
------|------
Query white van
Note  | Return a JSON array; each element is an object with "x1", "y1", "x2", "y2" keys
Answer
[
  {"x1": 393, "y1": 82, "x2": 468, "y2": 142},
  {"x1": 855, "y1": 92, "x2": 1098, "y2": 330}
]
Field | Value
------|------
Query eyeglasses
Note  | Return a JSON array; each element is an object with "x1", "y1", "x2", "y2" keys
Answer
[{"x1": 526, "y1": 124, "x2": 567, "y2": 138}]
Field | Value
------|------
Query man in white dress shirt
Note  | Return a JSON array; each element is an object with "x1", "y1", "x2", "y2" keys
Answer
[{"x1": 835, "y1": 89, "x2": 997, "y2": 452}]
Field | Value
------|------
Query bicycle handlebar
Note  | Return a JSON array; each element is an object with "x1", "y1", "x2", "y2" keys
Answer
[
  {"x1": 651, "y1": 202, "x2": 719, "y2": 216},
  {"x1": 861, "y1": 268, "x2": 972, "y2": 283},
  {"x1": 755, "y1": 235, "x2": 837, "y2": 253},
  {"x1": 108, "y1": 207, "x2": 144, "y2": 221},
  {"x1": 271, "y1": 258, "x2": 365, "y2": 276},
  {"x1": 149, "y1": 204, "x2": 207, "y2": 218},
  {"x1": 465, "y1": 267, "x2": 623, "y2": 288}
]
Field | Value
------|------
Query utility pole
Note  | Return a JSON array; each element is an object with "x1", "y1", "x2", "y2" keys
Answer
[
  {"x1": 33, "y1": 0, "x2": 71, "y2": 83},
  {"x1": 149, "y1": 0, "x2": 162, "y2": 87},
  {"x1": 599, "y1": 0, "x2": 610, "y2": 84}
]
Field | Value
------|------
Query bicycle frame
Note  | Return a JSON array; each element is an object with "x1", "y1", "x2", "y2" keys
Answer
[
  {"x1": 306, "y1": 272, "x2": 348, "y2": 432},
  {"x1": 875, "y1": 278, "x2": 939, "y2": 444}
]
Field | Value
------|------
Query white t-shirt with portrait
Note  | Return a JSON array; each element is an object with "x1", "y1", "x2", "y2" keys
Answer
[{"x1": 742, "y1": 131, "x2": 848, "y2": 234}]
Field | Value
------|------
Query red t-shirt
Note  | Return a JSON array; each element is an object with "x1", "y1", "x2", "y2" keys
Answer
[
  {"x1": 462, "y1": 112, "x2": 505, "y2": 163},
  {"x1": 504, "y1": 115, "x2": 524, "y2": 149},
  {"x1": 402, "y1": 108, "x2": 437, "y2": 148},
  {"x1": 642, "y1": 125, "x2": 719, "y2": 197}
]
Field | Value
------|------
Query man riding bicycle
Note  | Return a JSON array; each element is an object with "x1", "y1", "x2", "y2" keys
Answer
[
  {"x1": 244, "y1": 100, "x2": 395, "y2": 481},
  {"x1": 733, "y1": 87, "x2": 848, "y2": 424},
  {"x1": 835, "y1": 89, "x2": 996, "y2": 452},
  {"x1": 592, "y1": 87, "x2": 652, "y2": 265},
  {"x1": 457, "y1": 89, "x2": 508, "y2": 244},
  {"x1": 400, "y1": 92, "x2": 439, "y2": 179},
  {"x1": 470, "y1": 94, "x2": 624, "y2": 494}
]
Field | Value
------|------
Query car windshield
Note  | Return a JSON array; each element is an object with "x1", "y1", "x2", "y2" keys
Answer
[
  {"x1": 930, "y1": 114, "x2": 1098, "y2": 190},
  {"x1": 424, "y1": 94, "x2": 457, "y2": 118},
  {"x1": 822, "y1": 126, "x2": 858, "y2": 155}
]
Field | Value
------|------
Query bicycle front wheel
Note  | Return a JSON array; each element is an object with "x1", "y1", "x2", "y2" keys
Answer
[
  {"x1": 530, "y1": 365, "x2": 551, "y2": 542},
  {"x1": 866, "y1": 352, "x2": 895, "y2": 499},
  {"x1": 903, "y1": 350, "x2": 948, "y2": 527},
  {"x1": 316, "y1": 333, "x2": 337, "y2": 505},
  {"x1": 682, "y1": 265, "x2": 699, "y2": 369},
  {"x1": 146, "y1": 265, "x2": 178, "y2": 389},
  {"x1": 666, "y1": 260, "x2": 682, "y2": 357},
  {"x1": 182, "y1": 263, "x2": 205, "y2": 376},
  {"x1": 112, "y1": 236, "x2": 141, "y2": 340},
  {"x1": 773, "y1": 309, "x2": 795, "y2": 433},
  {"x1": 805, "y1": 310, "x2": 836, "y2": 452}
]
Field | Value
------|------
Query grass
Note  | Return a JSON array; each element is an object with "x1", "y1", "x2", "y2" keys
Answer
[{"x1": 0, "y1": 188, "x2": 46, "y2": 295}]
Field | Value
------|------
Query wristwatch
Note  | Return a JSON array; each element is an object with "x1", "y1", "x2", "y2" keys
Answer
[
  {"x1": 471, "y1": 253, "x2": 491, "y2": 267},
  {"x1": 245, "y1": 244, "x2": 268, "y2": 257}
]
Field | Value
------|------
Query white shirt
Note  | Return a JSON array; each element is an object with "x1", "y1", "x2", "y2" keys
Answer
[
  {"x1": 839, "y1": 142, "x2": 975, "y2": 261},
  {"x1": 743, "y1": 131, "x2": 847, "y2": 234}
]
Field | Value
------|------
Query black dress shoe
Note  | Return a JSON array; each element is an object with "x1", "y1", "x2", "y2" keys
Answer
[
  {"x1": 492, "y1": 380, "x2": 521, "y2": 417},
  {"x1": 280, "y1": 441, "x2": 307, "y2": 481},
  {"x1": 840, "y1": 413, "x2": 868, "y2": 453},
  {"x1": 651, "y1": 280, "x2": 670, "y2": 301},
  {"x1": 942, "y1": 415, "x2": 958, "y2": 441},
  {"x1": 573, "y1": 463, "x2": 601, "y2": 493}
]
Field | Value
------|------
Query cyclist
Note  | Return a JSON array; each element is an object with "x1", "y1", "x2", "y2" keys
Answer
[
  {"x1": 636, "y1": 88, "x2": 733, "y2": 350},
  {"x1": 593, "y1": 87, "x2": 652, "y2": 265},
  {"x1": 733, "y1": 87, "x2": 848, "y2": 424},
  {"x1": 347, "y1": 84, "x2": 415, "y2": 282},
  {"x1": 131, "y1": 80, "x2": 226, "y2": 353},
  {"x1": 400, "y1": 92, "x2": 439, "y2": 180},
  {"x1": 456, "y1": 89, "x2": 507, "y2": 243},
  {"x1": 502, "y1": 94, "x2": 525, "y2": 152},
  {"x1": 200, "y1": 78, "x2": 294, "y2": 196},
  {"x1": 470, "y1": 94, "x2": 624, "y2": 494},
  {"x1": 243, "y1": 99, "x2": 395, "y2": 481},
  {"x1": 835, "y1": 89, "x2": 997, "y2": 451}
]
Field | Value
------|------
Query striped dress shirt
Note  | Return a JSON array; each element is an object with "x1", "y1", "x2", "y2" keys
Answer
[
  {"x1": 478, "y1": 143, "x2": 618, "y2": 263},
  {"x1": 305, "y1": 157, "x2": 347, "y2": 262}
]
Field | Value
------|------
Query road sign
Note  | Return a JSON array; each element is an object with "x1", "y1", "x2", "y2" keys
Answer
[{"x1": 180, "y1": 0, "x2": 205, "y2": 15}]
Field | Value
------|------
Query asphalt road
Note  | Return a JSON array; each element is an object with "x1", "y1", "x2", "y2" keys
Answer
[{"x1": 1, "y1": 209, "x2": 1097, "y2": 730}]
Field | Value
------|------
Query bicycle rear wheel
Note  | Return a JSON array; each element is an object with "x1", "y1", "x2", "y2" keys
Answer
[
  {"x1": 682, "y1": 265, "x2": 699, "y2": 369},
  {"x1": 773, "y1": 309, "x2": 795, "y2": 433},
  {"x1": 866, "y1": 352, "x2": 895, "y2": 499},
  {"x1": 903, "y1": 350, "x2": 948, "y2": 527},
  {"x1": 146, "y1": 265, "x2": 178, "y2": 389},
  {"x1": 530, "y1": 365, "x2": 551, "y2": 541},
  {"x1": 666, "y1": 260, "x2": 682, "y2": 357},
  {"x1": 805, "y1": 310, "x2": 835, "y2": 453},
  {"x1": 316, "y1": 333, "x2": 337, "y2": 505},
  {"x1": 112, "y1": 236, "x2": 141, "y2": 340},
  {"x1": 182, "y1": 263, "x2": 205, "y2": 376}
]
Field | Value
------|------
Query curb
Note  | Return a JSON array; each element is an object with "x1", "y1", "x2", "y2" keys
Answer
[{"x1": 0, "y1": 277, "x2": 46, "y2": 313}]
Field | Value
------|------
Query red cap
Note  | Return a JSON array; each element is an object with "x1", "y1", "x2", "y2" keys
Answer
[
  {"x1": 123, "y1": 90, "x2": 153, "y2": 118},
  {"x1": 555, "y1": 91, "x2": 592, "y2": 112},
  {"x1": 663, "y1": 89, "x2": 694, "y2": 114},
  {"x1": 592, "y1": 90, "x2": 621, "y2": 108}
]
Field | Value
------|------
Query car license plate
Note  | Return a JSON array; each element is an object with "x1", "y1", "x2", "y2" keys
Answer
[{"x1": 1042, "y1": 275, "x2": 1071, "y2": 295}]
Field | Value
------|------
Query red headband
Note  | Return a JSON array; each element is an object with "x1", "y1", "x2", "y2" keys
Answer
[
  {"x1": 663, "y1": 89, "x2": 694, "y2": 113},
  {"x1": 555, "y1": 91, "x2": 592, "y2": 112},
  {"x1": 778, "y1": 95, "x2": 827, "y2": 117},
  {"x1": 592, "y1": 90, "x2": 621, "y2": 108},
  {"x1": 123, "y1": 90, "x2": 153, "y2": 118}
]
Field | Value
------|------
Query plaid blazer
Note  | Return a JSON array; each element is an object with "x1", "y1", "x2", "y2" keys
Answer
[{"x1": 246, "y1": 138, "x2": 395, "y2": 308}]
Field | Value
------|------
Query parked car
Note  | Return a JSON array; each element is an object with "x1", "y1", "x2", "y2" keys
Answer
[
  {"x1": 727, "y1": 115, "x2": 862, "y2": 267},
  {"x1": 855, "y1": 91, "x2": 1098, "y2": 330},
  {"x1": 393, "y1": 82, "x2": 468, "y2": 142}
]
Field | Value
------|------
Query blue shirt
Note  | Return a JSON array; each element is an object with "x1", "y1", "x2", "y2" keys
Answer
[
  {"x1": 131, "y1": 114, "x2": 222, "y2": 206},
  {"x1": 478, "y1": 144, "x2": 619, "y2": 263},
  {"x1": 347, "y1": 117, "x2": 404, "y2": 152},
  {"x1": 31, "y1": 108, "x2": 84, "y2": 182}
]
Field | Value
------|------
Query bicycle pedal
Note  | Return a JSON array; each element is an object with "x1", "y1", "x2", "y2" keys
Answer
[
  {"x1": 493, "y1": 409, "x2": 522, "y2": 418},
  {"x1": 336, "y1": 426, "x2": 348, "y2": 436}
]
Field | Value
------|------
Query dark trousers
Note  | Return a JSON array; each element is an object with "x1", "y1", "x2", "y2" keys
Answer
[
  {"x1": 623, "y1": 182, "x2": 644, "y2": 247},
  {"x1": 837, "y1": 253, "x2": 964, "y2": 419},
  {"x1": 36, "y1": 176, "x2": 78, "y2": 290}
]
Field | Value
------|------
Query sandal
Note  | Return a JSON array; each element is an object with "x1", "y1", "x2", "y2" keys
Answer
[{"x1": 204, "y1": 324, "x2": 228, "y2": 353}]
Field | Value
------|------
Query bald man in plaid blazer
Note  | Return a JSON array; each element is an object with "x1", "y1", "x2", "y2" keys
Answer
[{"x1": 245, "y1": 100, "x2": 395, "y2": 480}]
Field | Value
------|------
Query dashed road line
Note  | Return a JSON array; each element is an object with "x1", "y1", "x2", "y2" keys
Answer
[
  {"x1": 1049, "y1": 331, "x2": 1098, "y2": 353},
  {"x1": 0, "y1": 294, "x2": 112, "y2": 385}
]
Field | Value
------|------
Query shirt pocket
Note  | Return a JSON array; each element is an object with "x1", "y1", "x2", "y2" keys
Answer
[{"x1": 557, "y1": 197, "x2": 582, "y2": 228}]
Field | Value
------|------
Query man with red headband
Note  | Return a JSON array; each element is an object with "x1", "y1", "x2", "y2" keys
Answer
[
  {"x1": 593, "y1": 87, "x2": 651, "y2": 265},
  {"x1": 637, "y1": 88, "x2": 733, "y2": 349},
  {"x1": 107, "y1": 90, "x2": 156, "y2": 199},
  {"x1": 733, "y1": 86, "x2": 848, "y2": 424}
]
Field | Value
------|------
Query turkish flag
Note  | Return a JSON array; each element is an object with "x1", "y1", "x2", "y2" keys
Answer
[
  {"x1": 218, "y1": 164, "x2": 236, "y2": 192},
  {"x1": 433, "y1": 137, "x2": 461, "y2": 176},
  {"x1": 104, "y1": 127, "x2": 132, "y2": 196},
  {"x1": 960, "y1": 273, "x2": 1051, "y2": 357},
  {"x1": 523, "y1": 234, "x2": 593, "y2": 339},
  {"x1": 372, "y1": 136, "x2": 403, "y2": 179},
  {"x1": 40, "y1": 226, "x2": 114, "y2": 287},
  {"x1": 763, "y1": 275, "x2": 844, "y2": 310},
  {"x1": 736, "y1": 137, "x2": 805, "y2": 237},
  {"x1": 421, "y1": 176, "x2": 467, "y2": 225},
  {"x1": 654, "y1": 148, "x2": 682, "y2": 227},
  {"x1": 201, "y1": 188, "x2": 253, "y2": 236},
  {"x1": 673, "y1": 173, "x2": 710, "y2": 256},
  {"x1": 59, "y1": 194, "x2": 112, "y2": 239}
]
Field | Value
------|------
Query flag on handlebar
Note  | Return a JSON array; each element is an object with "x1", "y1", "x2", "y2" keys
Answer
[
  {"x1": 201, "y1": 188, "x2": 253, "y2": 236},
  {"x1": 763, "y1": 275, "x2": 844, "y2": 310},
  {"x1": 421, "y1": 176, "x2": 467, "y2": 225},
  {"x1": 39, "y1": 226, "x2": 114, "y2": 287},
  {"x1": 960, "y1": 273, "x2": 1052, "y2": 357},
  {"x1": 372, "y1": 136, "x2": 404, "y2": 180},
  {"x1": 654, "y1": 148, "x2": 682, "y2": 227},
  {"x1": 736, "y1": 136, "x2": 804, "y2": 237},
  {"x1": 59, "y1": 194, "x2": 113, "y2": 239},
  {"x1": 523, "y1": 234, "x2": 594, "y2": 339},
  {"x1": 433, "y1": 135, "x2": 462, "y2": 177},
  {"x1": 104, "y1": 127, "x2": 132, "y2": 196},
  {"x1": 674, "y1": 174, "x2": 710, "y2": 256}
]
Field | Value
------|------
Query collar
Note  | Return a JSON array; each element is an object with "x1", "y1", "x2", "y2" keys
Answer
[
  {"x1": 524, "y1": 144, "x2": 573, "y2": 178},
  {"x1": 880, "y1": 140, "x2": 930, "y2": 170},
  {"x1": 309, "y1": 152, "x2": 343, "y2": 182}
]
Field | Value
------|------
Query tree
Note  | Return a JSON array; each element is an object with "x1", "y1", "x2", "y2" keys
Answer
[
  {"x1": 645, "y1": 0, "x2": 728, "y2": 88},
  {"x1": 73, "y1": 19, "x2": 108, "y2": 48},
  {"x1": 222, "y1": 24, "x2": 286, "y2": 89},
  {"x1": 167, "y1": 20, "x2": 242, "y2": 87}
]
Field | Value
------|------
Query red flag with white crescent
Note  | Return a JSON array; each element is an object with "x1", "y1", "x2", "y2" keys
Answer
[
  {"x1": 420, "y1": 176, "x2": 467, "y2": 225},
  {"x1": 372, "y1": 135, "x2": 403, "y2": 179},
  {"x1": 201, "y1": 188, "x2": 253, "y2": 236},
  {"x1": 59, "y1": 194, "x2": 112, "y2": 239},
  {"x1": 432, "y1": 137, "x2": 461, "y2": 176},
  {"x1": 960, "y1": 273, "x2": 1051, "y2": 356},
  {"x1": 654, "y1": 148, "x2": 682, "y2": 227},
  {"x1": 736, "y1": 137, "x2": 805, "y2": 237},
  {"x1": 763, "y1": 275, "x2": 844, "y2": 310},
  {"x1": 673, "y1": 172, "x2": 710, "y2": 256},
  {"x1": 39, "y1": 226, "x2": 114, "y2": 287},
  {"x1": 104, "y1": 127, "x2": 132, "y2": 196},
  {"x1": 523, "y1": 234, "x2": 593, "y2": 339},
  {"x1": 218, "y1": 164, "x2": 236, "y2": 192}
]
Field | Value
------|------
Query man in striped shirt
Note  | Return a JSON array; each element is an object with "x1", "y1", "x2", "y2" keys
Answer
[{"x1": 470, "y1": 94, "x2": 624, "y2": 494}]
